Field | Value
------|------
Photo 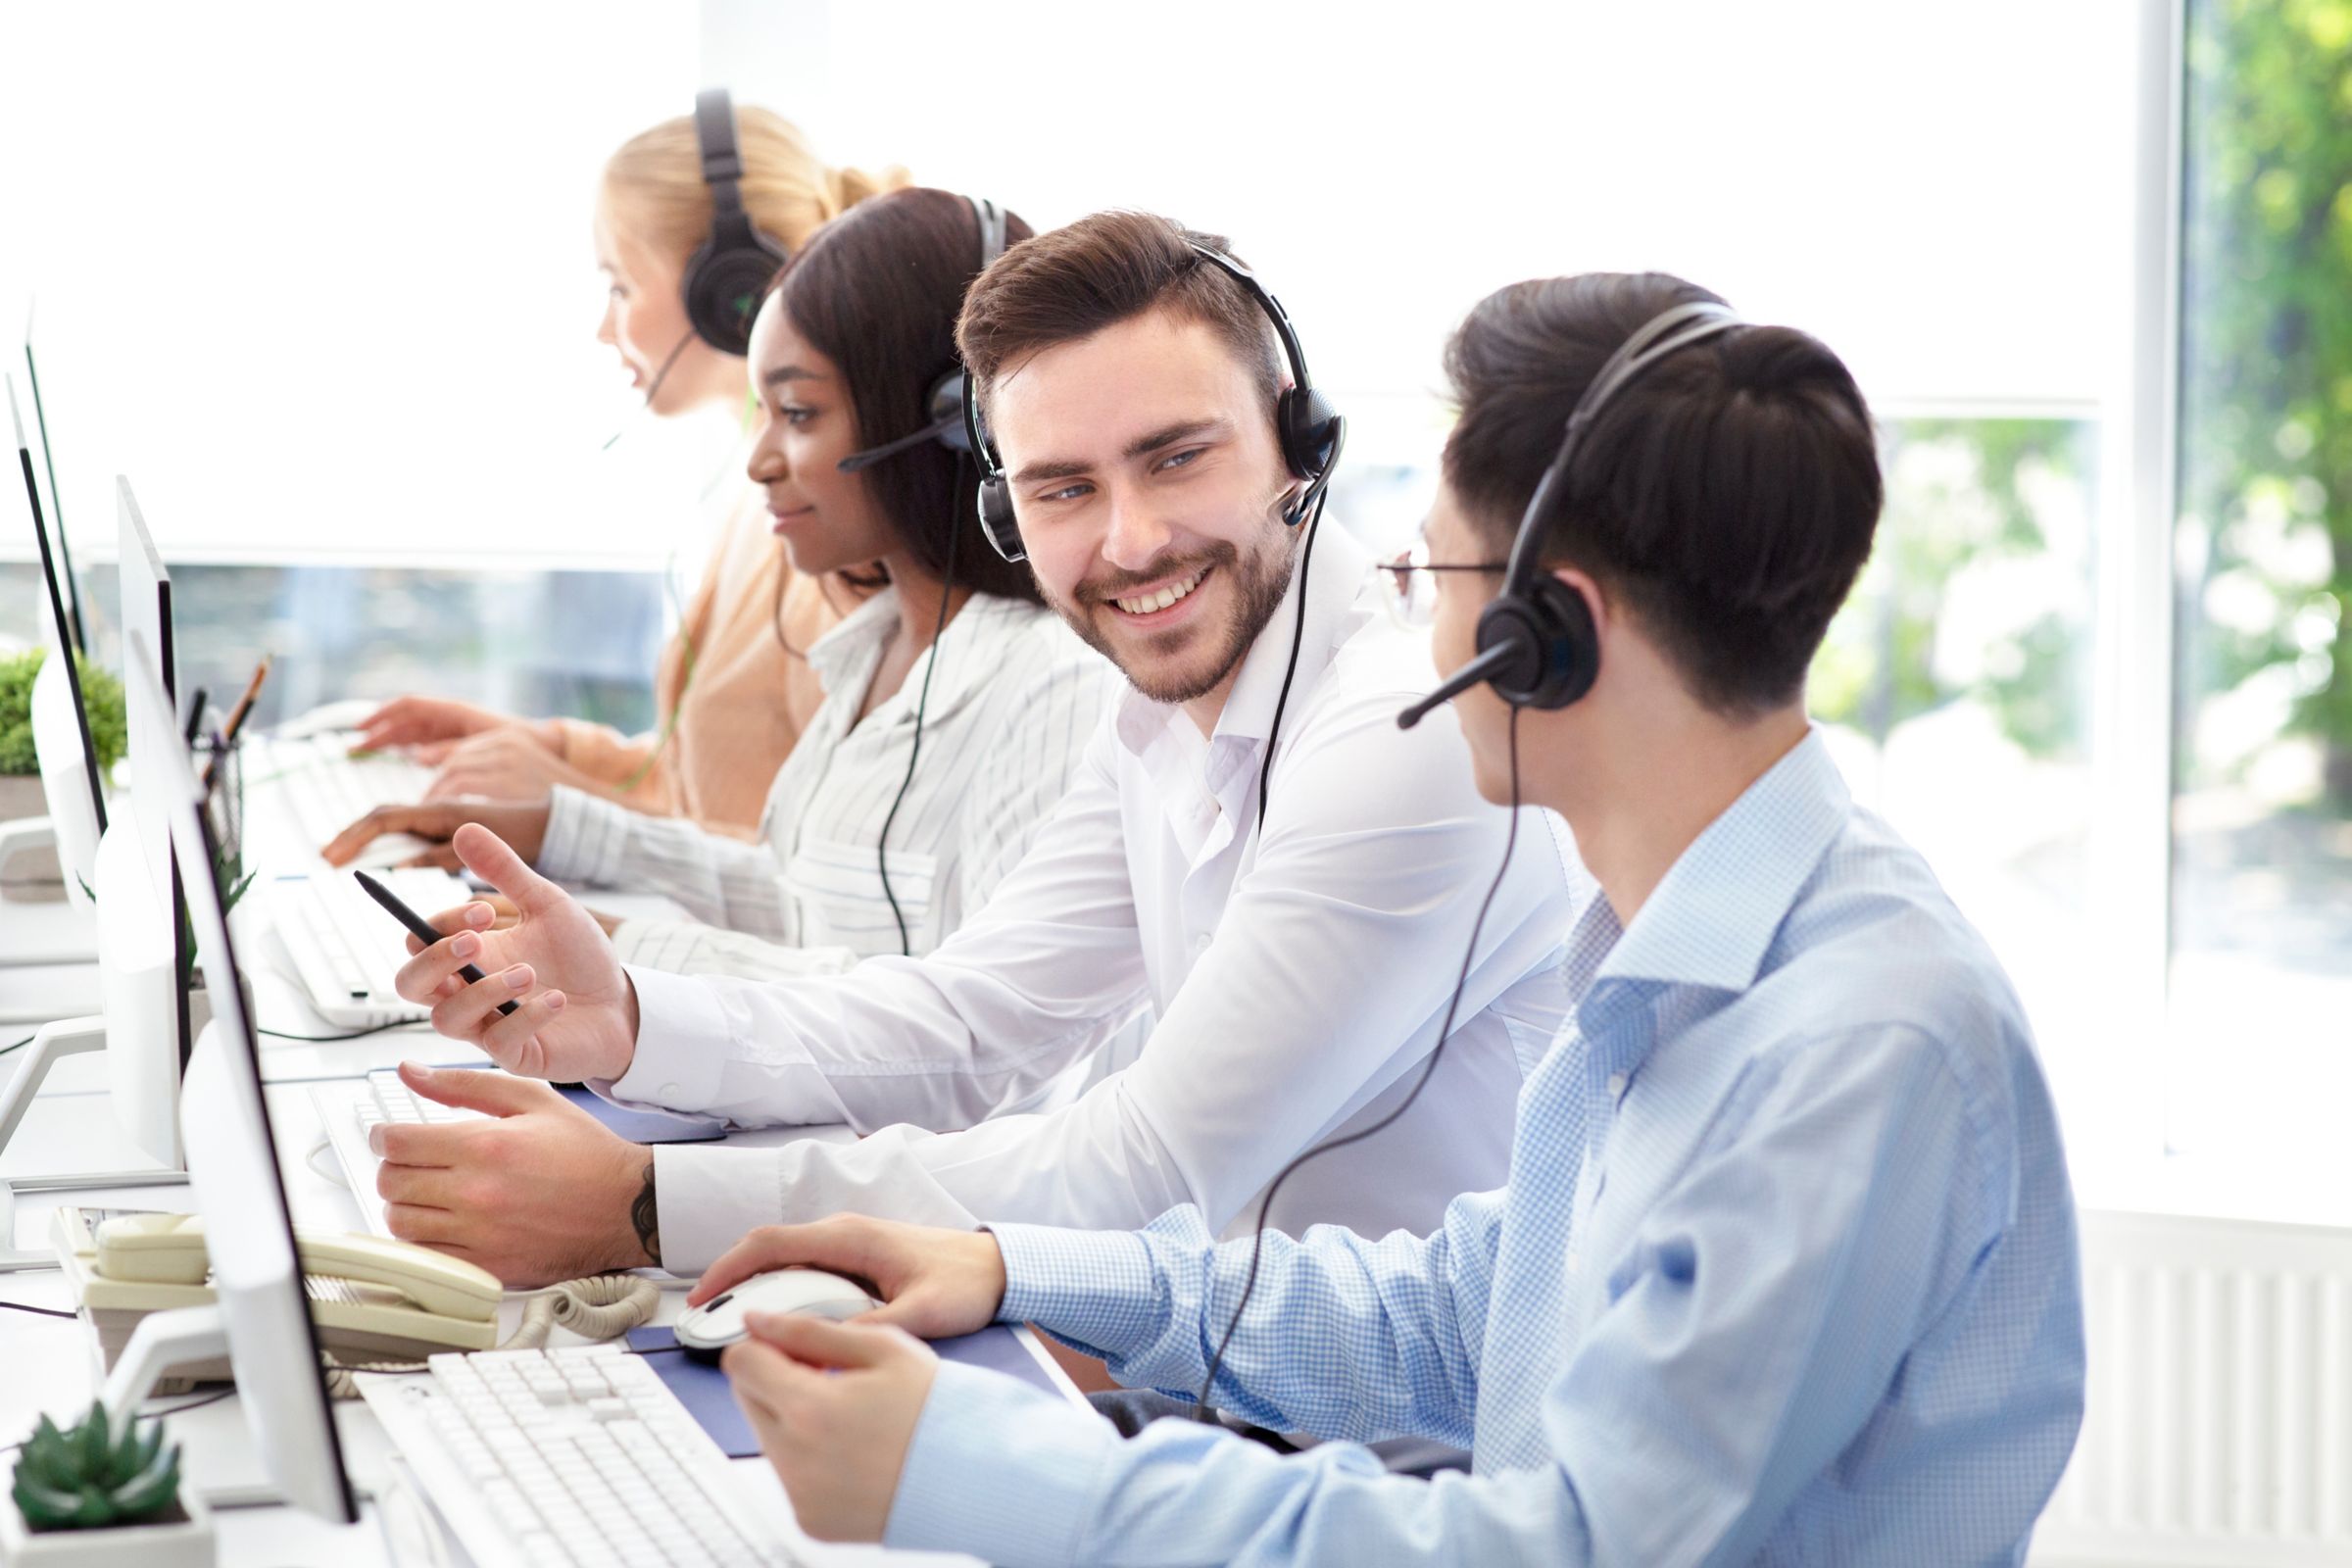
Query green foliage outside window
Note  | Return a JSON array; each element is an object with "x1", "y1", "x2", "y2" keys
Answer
[
  {"x1": 1808, "y1": 419, "x2": 2095, "y2": 760},
  {"x1": 2180, "y1": 0, "x2": 2352, "y2": 801}
]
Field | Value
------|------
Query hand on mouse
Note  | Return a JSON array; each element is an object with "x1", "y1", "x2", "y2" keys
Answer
[{"x1": 689, "y1": 1214, "x2": 1006, "y2": 1343}]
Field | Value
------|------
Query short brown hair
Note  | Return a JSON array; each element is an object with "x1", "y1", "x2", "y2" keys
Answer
[
  {"x1": 956, "y1": 210, "x2": 1281, "y2": 416},
  {"x1": 1445, "y1": 272, "x2": 1882, "y2": 715}
]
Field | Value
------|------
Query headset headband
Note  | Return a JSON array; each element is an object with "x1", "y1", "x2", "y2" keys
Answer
[
  {"x1": 693, "y1": 88, "x2": 749, "y2": 216},
  {"x1": 1501, "y1": 300, "x2": 1744, "y2": 595}
]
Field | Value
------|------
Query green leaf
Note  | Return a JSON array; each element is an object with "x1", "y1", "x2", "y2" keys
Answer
[
  {"x1": 74, "y1": 1401, "x2": 109, "y2": 1478},
  {"x1": 12, "y1": 1472, "x2": 85, "y2": 1530},
  {"x1": 106, "y1": 1443, "x2": 180, "y2": 1522}
]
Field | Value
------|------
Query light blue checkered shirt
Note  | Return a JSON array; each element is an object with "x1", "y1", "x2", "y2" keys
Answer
[{"x1": 888, "y1": 730, "x2": 2085, "y2": 1566}]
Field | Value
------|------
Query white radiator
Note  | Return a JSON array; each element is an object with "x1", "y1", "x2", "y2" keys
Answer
[{"x1": 2032, "y1": 1208, "x2": 2352, "y2": 1567}]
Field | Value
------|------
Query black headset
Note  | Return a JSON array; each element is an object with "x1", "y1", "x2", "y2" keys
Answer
[
  {"x1": 836, "y1": 197, "x2": 1009, "y2": 474},
  {"x1": 960, "y1": 241, "x2": 1344, "y2": 564},
  {"x1": 1396, "y1": 300, "x2": 1744, "y2": 729},
  {"x1": 681, "y1": 88, "x2": 792, "y2": 356}
]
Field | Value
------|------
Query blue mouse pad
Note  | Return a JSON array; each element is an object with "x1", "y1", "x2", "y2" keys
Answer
[
  {"x1": 410, "y1": 1066, "x2": 725, "y2": 1144},
  {"x1": 623, "y1": 1323, "x2": 1070, "y2": 1457},
  {"x1": 553, "y1": 1084, "x2": 726, "y2": 1144}
]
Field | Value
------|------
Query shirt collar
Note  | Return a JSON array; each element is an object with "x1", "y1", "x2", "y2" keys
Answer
[
  {"x1": 805, "y1": 584, "x2": 900, "y2": 691},
  {"x1": 1592, "y1": 727, "x2": 1852, "y2": 995},
  {"x1": 808, "y1": 586, "x2": 1045, "y2": 723},
  {"x1": 1110, "y1": 522, "x2": 1376, "y2": 766}
]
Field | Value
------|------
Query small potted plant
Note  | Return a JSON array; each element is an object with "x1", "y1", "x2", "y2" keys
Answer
[
  {"x1": 0, "y1": 647, "x2": 127, "y2": 887},
  {"x1": 1, "y1": 1400, "x2": 213, "y2": 1566}
]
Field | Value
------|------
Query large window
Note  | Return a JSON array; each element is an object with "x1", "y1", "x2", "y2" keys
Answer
[
  {"x1": 2171, "y1": 0, "x2": 2352, "y2": 1167},
  {"x1": 0, "y1": 563, "x2": 662, "y2": 738},
  {"x1": 1815, "y1": 417, "x2": 2103, "y2": 1063}
]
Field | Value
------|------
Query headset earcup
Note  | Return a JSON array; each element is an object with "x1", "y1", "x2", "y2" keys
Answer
[
  {"x1": 976, "y1": 477, "x2": 1025, "y2": 564},
  {"x1": 928, "y1": 371, "x2": 972, "y2": 455},
  {"x1": 1477, "y1": 577, "x2": 1598, "y2": 710},
  {"x1": 683, "y1": 243, "x2": 784, "y2": 356}
]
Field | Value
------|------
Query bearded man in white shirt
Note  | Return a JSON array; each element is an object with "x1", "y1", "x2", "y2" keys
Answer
[{"x1": 375, "y1": 210, "x2": 1574, "y2": 1291}]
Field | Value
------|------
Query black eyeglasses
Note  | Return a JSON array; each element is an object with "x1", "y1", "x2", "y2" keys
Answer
[{"x1": 1375, "y1": 540, "x2": 1509, "y2": 628}]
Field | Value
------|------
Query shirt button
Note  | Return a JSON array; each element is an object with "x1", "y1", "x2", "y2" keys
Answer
[
  {"x1": 660, "y1": 1083, "x2": 682, "y2": 1100},
  {"x1": 1606, "y1": 1072, "x2": 1627, "y2": 1098},
  {"x1": 1192, "y1": 934, "x2": 1212, "y2": 957}
]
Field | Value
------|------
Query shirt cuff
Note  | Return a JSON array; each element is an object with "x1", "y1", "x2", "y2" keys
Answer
[
  {"x1": 886, "y1": 1358, "x2": 1113, "y2": 1565},
  {"x1": 994, "y1": 1222, "x2": 1162, "y2": 1356},
  {"x1": 537, "y1": 785, "x2": 633, "y2": 886},
  {"x1": 599, "y1": 964, "x2": 732, "y2": 1111},
  {"x1": 651, "y1": 1144, "x2": 785, "y2": 1276}
]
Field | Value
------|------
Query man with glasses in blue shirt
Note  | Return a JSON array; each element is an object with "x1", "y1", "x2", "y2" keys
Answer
[{"x1": 606, "y1": 272, "x2": 2090, "y2": 1563}]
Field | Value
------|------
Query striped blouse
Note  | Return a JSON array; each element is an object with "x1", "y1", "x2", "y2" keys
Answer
[{"x1": 536, "y1": 587, "x2": 1112, "y2": 980}]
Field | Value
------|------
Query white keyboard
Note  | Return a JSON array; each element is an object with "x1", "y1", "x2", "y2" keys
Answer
[
  {"x1": 318, "y1": 1071, "x2": 481, "y2": 1236},
  {"x1": 248, "y1": 731, "x2": 434, "y2": 845},
  {"x1": 361, "y1": 1344, "x2": 793, "y2": 1567},
  {"x1": 268, "y1": 867, "x2": 471, "y2": 1027}
]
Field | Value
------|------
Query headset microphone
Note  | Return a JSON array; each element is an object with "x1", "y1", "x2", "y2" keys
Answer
[
  {"x1": 1395, "y1": 643, "x2": 1519, "y2": 730},
  {"x1": 600, "y1": 328, "x2": 700, "y2": 452}
]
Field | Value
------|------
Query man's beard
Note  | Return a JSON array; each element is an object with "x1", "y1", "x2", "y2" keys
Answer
[{"x1": 1046, "y1": 529, "x2": 1298, "y2": 707}]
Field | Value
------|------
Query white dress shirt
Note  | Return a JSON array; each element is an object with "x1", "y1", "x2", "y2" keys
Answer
[
  {"x1": 537, "y1": 588, "x2": 1110, "y2": 979},
  {"x1": 609, "y1": 527, "x2": 1577, "y2": 1271}
]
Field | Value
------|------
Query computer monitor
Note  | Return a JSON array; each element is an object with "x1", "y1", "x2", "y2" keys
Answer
[
  {"x1": 91, "y1": 480, "x2": 195, "y2": 1169},
  {"x1": 8, "y1": 371, "x2": 106, "y2": 870},
  {"x1": 118, "y1": 478, "x2": 194, "y2": 1084},
  {"x1": 117, "y1": 628, "x2": 359, "y2": 1524},
  {"x1": 23, "y1": 309, "x2": 86, "y2": 656}
]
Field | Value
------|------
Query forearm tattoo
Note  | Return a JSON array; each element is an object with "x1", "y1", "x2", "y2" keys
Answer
[{"x1": 630, "y1": 1160, "x2": 662, "y2": 1266}]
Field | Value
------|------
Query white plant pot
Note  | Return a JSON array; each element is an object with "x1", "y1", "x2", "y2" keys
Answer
[
  {"x1": 0, "y1": 773, "x2": 42, "y2": 821},
  {"x1": 0, "y1": 1486, "x2": 215, "y2": 1568},
  {"x1": 0, "y1": 773, "x2": 63, "y2": 894}
]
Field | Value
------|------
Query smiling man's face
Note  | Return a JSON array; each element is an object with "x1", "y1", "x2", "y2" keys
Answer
[{"x1": 986, "y1": 308, "x2": 1298, "y2": 713}]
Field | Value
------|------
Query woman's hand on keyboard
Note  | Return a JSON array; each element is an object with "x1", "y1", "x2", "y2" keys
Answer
[
  {"x1": 350, "y1": 694, "x2": 514, "y2": 756},
  {"x1": 320, "y1": 799, "x2": 551, "y2": 870},
  {"x1": 423, "y1": 725, "x2": 611, "y2": 804},
  {"x1": 391, "y1": 822, "x2": 641, "y2": 1084},
  {"x1": 689, "y1": 1213, "x2": 1008, "y2": 1342}
]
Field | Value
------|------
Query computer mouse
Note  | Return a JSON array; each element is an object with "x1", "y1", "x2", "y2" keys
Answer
[{"x1": 673, "y1": 1268, "x2": 880, "y2": 1362}]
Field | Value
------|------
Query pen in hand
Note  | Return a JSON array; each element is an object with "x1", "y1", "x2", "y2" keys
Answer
[{"x1": 352, "y1": 868, "x2": 520, "y2": 1017}]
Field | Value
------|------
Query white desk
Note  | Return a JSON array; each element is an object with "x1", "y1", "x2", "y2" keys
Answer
[
  {"x1": 1, "y1": 1054, "x2": 1022, "y2": 1566},
  {"x1": 0, "y1": 768, "x2": 1031, "y2": 1565}
]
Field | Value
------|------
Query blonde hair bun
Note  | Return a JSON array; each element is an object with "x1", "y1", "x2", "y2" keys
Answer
[{"x1": 601, "y1": 104, "x2": 908, "y2": 267}]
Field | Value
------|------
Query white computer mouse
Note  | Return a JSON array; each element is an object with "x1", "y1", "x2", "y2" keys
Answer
[{"x1": 674, "y1": 1268, "x2": 880, "y2": 1361}]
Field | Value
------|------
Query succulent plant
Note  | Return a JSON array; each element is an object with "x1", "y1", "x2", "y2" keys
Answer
[{"x1": 9, "y1": 1400, "x2": 182, "y2": 1533}]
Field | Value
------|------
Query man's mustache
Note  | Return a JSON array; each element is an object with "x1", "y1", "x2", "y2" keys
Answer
[{"x1": 1072, "y1": 546, "x2": 1236, "y2": 605}]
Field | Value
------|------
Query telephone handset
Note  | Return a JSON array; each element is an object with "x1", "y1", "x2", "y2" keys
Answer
[{"x1": 83, "y1": 1212, "x2": 499, "y2": 1360}]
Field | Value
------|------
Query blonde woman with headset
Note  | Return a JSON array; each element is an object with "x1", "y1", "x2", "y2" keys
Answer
[{"x1": 349, "y1": 94, "x2": 904, "y2": 836}]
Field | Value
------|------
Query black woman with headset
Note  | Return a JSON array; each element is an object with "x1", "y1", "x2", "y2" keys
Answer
[{"x1": 341, "y1": 91, "x2": 905, "y2": 836}]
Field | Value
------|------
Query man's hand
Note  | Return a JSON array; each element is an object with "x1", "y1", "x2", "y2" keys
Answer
[
  {"x1": 688, "y1": 1214, "x2": 1007, "y2": 1342},
  {"x1": 350, "y1": 696, "x2": 513, "y2": 757},
  {"x1": 390, "y1": 823, "x2": 639, "y2": 1082},
  {"x1": 320, "y1": 800, "x2": 552, "y2": 870},
  {"x1": 424, "y1": 726, "x2": 608, "y2": 805},
  {"x1": 369, "y1": 1061, "x2": 652, "y2": 1286},
  {"x1": 725, "y1": 1315, "x2": 936, "y2": 1544}
]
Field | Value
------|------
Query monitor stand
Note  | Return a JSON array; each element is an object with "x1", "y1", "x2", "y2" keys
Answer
[{"x1": 0, "y1": 1016, "x2": 189, "y2": 1272}]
